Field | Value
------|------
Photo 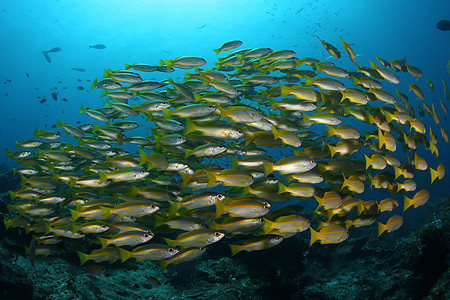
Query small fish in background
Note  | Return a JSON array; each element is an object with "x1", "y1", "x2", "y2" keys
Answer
[
  {"x1": 28, "y1": 238, "x2": 36, "y2": 271},
  {"x1": 144, "y1": 275, "x2": 162, "y2": 286},
  {"x1": 51, "y1": 92, "x2": 58, "y2": 101},
  {"x1": 42, "y1": 51, "x2": 51, "y2": 63},
  {"x1": 89, "y1": 44, "x2": 106, "y2": 49},
  {"x1": 71, "y1": 68, "x2": 86, "y2": 72},
  {"x1": 39, "y1": 98, "x2": 47, "y2": 104},
  {"x1": 46, "y1": 47, "x2": 62, "y2": 53},
  {"x1": 83, "y1": 264, "x2": 105, "y2": 277},
  {"x1": 77, "y1": 79, "x2": 82, "y2": 82},
  {"x1": 197, "y1": 24, "x2": 207, "y2": 29},
  {"x1": 42, "y1": 47, "x2": 61, "y2": 63},
  {"x1": 447, "y1": 59, "x2": 450, "y2": 76},
  {"x1": 26, "y1": 73, "x2": 29, "y2": 78},
  {"x1": 436, "y1": 19, "x2": 450, "y2": 31},
  {"x1": 77, "y1": 86, "x2": 85, "y2": 90},
  {"x1": 62, "y1": 98, "x2": 68, "y2": 102}
]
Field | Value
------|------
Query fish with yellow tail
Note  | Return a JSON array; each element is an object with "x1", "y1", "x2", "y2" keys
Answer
[
  {"x1": 378, "y1": 215, "x2": 403, "y2": 237},
  {"x1": 309, "y1": 224, "x2": 348, "y2": 246},
  {"x1": 403, "y1": 189, "x2": 430, "y2": 212},
  {"x1": 229, "y1": 234, "x2": 284, "y2": 256}
]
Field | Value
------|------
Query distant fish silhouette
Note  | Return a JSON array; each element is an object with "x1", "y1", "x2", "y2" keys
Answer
[
  {"x1": 42, "y1": 51, "x2": 52, "y2": 63},
  {"x1": 437, "y1": 20, "x2": 450, "y2": 31},
  {"x1": 89, "y1": 44, "x2": 106, "y2": 49},
  {"x1": 46, "y1": 47, "x2": 62, "y2": 53},
  {"x1": 71, "y1": 68, "x2": 86, "y2": 72},
  {"x1": 27, "y1": 239, "x2": 37, "y2": 272}
]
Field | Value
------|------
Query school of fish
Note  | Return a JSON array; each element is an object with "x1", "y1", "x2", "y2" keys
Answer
[{"x1": 4, "y1": 39, "x2": 448, "y2": 270}]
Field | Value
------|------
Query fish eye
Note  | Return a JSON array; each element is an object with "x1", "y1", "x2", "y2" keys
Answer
[
  {"x1": 144, "y1": 234, "x2": 150, "y2": 238},
  {"x1": 217, "y1": 194, "x2": 226, "y2": 201},
  {"x1": 101, "y1": 225, "x2": 107, "y2": 228},
  {"x1": 168, "y1": 248, "x2": 175, "y2": 252},
  {"x1": 214, "y1": 232, "x2": 221, "y2": 236},
  {"x1": 259, "y1": 218, "x2": 264, "y2": 222}
]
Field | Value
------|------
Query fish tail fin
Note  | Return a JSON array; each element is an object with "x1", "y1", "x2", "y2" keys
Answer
[
  {"x1": 98, "y1": 171, "x2": 108, "y2": 184},
  {"x1": 138, "y1": 148, "x2": 149, "y2": 166},
  {"x1": 327, "y1": 144, "x2": 337, "y2": 158},
  {"x1": 159, "y1": 259, "x2": 170, "y2": 271},
  {"x1": 279, "y1": 84, "x2": 290, "y2": 98},
  {"x1": 377, "y1": 222, "x2": 386, "y2": 237},
  {"x1": 218, "y1": 106, "x2": 228, "y2": 120},
  {"x1": 378, "y1": 129, "x2": 385, "y2": 149},
  {"x1": 77, "y1": 250, "x2": 90, "y2": 265},
  {"x1": 162, "y1": 108, "x2": 172, "y2": 121},
  {"x1": 44, "y1": 223, "x2": 53, "y2": 235},
  {"x1": 230, "y1": 156, "x2": 239, "y2": 169},
  {"x1": 235, "y1": 54, "x2": 244, "y2": 63},
  {"x1": 384, "y1": 111, "x2": 394, "y2": 123},
  {"x1": 71, "y1": 224, "x2": 79, "y2": 233},
  {"x1": 69, "y1": 209, "x2": 79, "y2": 222},
  {"x1": 309, "y1": 227, "x2": 319, "y2": 246},
  {"x1": 317, "y1": 163, "x2": 327, "y2": 174},
  {"x1": 269, "y1": 97, "x2": 279, "y2": 110},
  {"x1": 343, "y1": 107, "x2": 353, "y2": 117},
  {"x1": 163, "y1": 238, "x2": 175, "y2": 248},
  {"x1": 153, "y1": 214, "x2": 164, "y2": 228},
  {"x1": 271, "y1": 124, "x2": 280, "y2": 140},
  {"x1": 205, "y1": 170, "x2": 217, "y2": 188},
  {"x1": 303, "y1": 75, "x2": 314, "y2": 87},
  {"x1": 351, "y1": 76, "x2": 359, "y2": 87},
  {"x1": 99, "y1": 206, "x2": 111, "y2": 219},
  {"x1": 393, "y1": 165, "x2": 402, "y2": 180},
  {"x1": 3, "y1": 218, "x2": 10, "y2": 230},
  {"x1": 91, "y1": 78, "x2": 98, "y2": 90},
  {"x1": 118, "y1": 247, "x2": 132, "y2": 263},
  {"x1": 184, "y1": 148, "x2": 193, "y2": 159},
  {"x1": 277, "y1": 182, "x2": 288, "y2": 194},
  {"x1": 344, "y1": 219, "x2": 353, "y2": 230},
  {"x1": 124, "y1": 63, "x2": 131, "y2": 70},
  {"x1": 403, "y1": 196, "x2": 413, "y2": 212},
  {"x1": 213, "y1": 48, "x2": 221, "y2": 55},
  {"x1": 314, "y1": 62, "x2": 322, "y2": 73},
  {"x1": 301, "y1": 112, "x2": 311, "y2": 123},
  {"x1": 184, "y1": 118, "x2": 196, "y2": 136},
  {"x1": 193, "y1": 94, "x2": 202, "y2": 103},
  {"x1": 325, "y1": 125, "x2": 335, "y2": 138},
  {"x1": 261, "y1": 218, "x2": 274, "y2": 234},
  {"x1": 168, "y1": 201, "x2": 180, "y2": 218},
  {"x1": 98, "y1": 237, "x2": 109, "y2": 249},
  {"x1": 215, "y1": 198, "x2": 226, "y2": 218},
  {"x1": 229, "y1": 244, "x2": 242, "y2": 256},
  {"x1": 363, "y1": 154, "x2": 372, "y2": 170},
  {"x1": 263, "y1": 161, "x2": 274, "y2": 176},
  {"x1": 430, "y1": 167, "x2": 438, "y2": 184},
  {"x1": 163, "y1": 59, "x2": 174, "y2": 69}
]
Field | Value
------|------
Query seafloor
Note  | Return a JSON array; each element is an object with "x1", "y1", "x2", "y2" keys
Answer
[{"x1": 0, "y1": 170, "x2": 448, "y2": 300}]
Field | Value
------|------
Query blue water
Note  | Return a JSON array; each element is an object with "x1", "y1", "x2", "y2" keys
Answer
[{"x1": 1, "y1": 0, "x2": 449, "y2": 235}]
